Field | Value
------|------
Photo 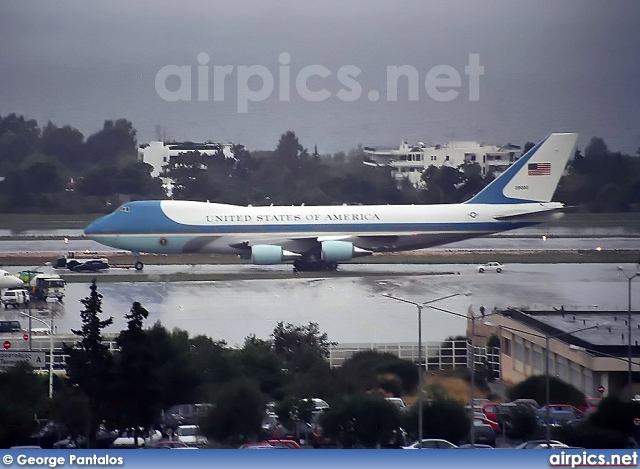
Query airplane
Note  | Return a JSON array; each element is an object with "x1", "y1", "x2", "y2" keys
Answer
[
  {"x1": 0, "y1": 270, "x2": 26, "y2": 289},
  {"x1": 84, "y1": 132, "x2": 578, "y2": 271}
]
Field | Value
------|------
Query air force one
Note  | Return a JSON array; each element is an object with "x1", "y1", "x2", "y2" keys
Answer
[{"x1": 84, "y1": 132, "x2": 578, "y2": 271}]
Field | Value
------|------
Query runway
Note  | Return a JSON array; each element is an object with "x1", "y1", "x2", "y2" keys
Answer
[{"x1": 1, "y1": 262, "x2": 637, "y2": 347}]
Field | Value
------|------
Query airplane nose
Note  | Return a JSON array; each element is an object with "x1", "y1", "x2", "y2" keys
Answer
[
  {"x1": 10, "y1": 276, "x2": 24, "y2": 288},
  {"x1": 84, "y1": 215, "x2": 107, "y2": 238}
]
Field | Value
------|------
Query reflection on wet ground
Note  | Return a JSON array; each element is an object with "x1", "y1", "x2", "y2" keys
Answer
[{"x1": 2, "y1": 263, "x2": 636, "y2": 347}]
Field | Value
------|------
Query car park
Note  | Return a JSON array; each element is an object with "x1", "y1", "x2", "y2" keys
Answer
[{"x1": 477, "y1": 262, "x2": 504, "y2": 273}]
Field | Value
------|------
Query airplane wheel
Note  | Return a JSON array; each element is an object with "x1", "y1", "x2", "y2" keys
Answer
[
  {"x1": 134, "y1": 261, "x2": 144, "y2": 271},
  {"x1": 293, "y1": 259, "x2": 304, "y2": 271},
  {"x1": 496, "y1": 268, "x2": 502, "y2": 273},
  {"x1": 478, "y1": 268, "x2": 484, "y2": 273},
  {"x1": 327, "y1": 261, "x2": 338, "y2": 271}
]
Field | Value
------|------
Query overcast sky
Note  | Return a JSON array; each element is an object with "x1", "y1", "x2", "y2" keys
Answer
[{"x1": 2, "y1": 0, "x2": 639, "y2": 153}]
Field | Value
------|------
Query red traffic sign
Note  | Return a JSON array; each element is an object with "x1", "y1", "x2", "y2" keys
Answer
[
  {"x1": 23, "y1": 333, "x2": 29, "y2": 341},
  {"x1": 3, "y1": 340, "x2": 11, "y2": 350},
  {"x1": 598, "y1": 385, "x2": 605, "y2": 394}
]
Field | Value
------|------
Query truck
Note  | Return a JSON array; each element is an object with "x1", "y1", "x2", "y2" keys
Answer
[{"x1": 31, "y1": 274, "x2": 66, "y2": 302}]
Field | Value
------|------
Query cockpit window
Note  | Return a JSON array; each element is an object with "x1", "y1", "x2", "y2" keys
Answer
[{"x1": 119, "y1": 205, "x2": 131, "y2": 212}]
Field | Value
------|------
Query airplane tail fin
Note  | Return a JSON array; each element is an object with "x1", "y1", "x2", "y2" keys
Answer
[{"x1": 465, "y1": 133, "x2": 578, "y2": 204}]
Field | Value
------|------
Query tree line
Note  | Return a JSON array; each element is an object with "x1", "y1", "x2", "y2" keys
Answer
[
  {"x1": 0, "y1": 113, "x2": 638, "y2": 213},
  {"x1": 1, "y1": 281, "x2": 639, "y2": 449}
]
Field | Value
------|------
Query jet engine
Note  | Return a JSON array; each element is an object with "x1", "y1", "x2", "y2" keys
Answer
[
  {"x1": 321, "y1": 241, "x2": 372, "y2": 262},
  {"x1": 250, "y1": 245, "x2": 301, "y2": 265}
]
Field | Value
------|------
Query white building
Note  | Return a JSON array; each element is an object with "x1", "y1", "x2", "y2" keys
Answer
[
  {"x1": 364, "y1": 140, "x2": 522, "y2": 187},
  {"x1": 138, "y1": 141, "x2": 235, "y2": 196}
]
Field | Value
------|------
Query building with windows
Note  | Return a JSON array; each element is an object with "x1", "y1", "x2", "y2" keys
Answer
[
  {"x1": 471, "y1": 308, "x2": 640, "y2": 399},
  {"x1": 138, "y1": 141, "x2": 235, "y2": 196},
  {"x1": 363, "y1": 140, "x2": 522, "y2": 187}
]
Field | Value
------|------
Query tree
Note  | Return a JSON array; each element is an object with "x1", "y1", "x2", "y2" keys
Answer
[
  {"x1": 200, "y1": 378, "x2": 265, "y2": 446},
  {"x1": 84, "y1": 119, "x2": 137, "y2": 167},
  {"x1": 0, "y1": 363, "x2": 49, "y2": 448},
  {"x1": 321, "y1": 395, "x2": 401, "y2": 448},
  {"x1": 270, "y1": 322, "x2": 336, "y2": 372},
  {"x1": 39, "y1": 122, "x2": 84, "y2": 167},
  {"x1": 507, "y1": 375, "x2": 585, "y2": 408},
  {"x1": 112, "y1": 302, "x2": 162, "y2": 431},
  {"x1": 406, "y1": 393, "x2": 470, "y2": 444},
  {"x1": 63, "y1": 280, "x2": 114, "y2": 448}
]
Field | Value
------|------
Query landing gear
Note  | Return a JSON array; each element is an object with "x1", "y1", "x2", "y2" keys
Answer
[
  {"x1": 293, "y1": 258, "x2": 339, "y2": 272},
  {"x1": 134, "y1": 261, "x2": 144, "y2": 271}
]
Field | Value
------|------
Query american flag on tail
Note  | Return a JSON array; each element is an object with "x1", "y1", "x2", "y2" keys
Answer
[{"x1": 528, "y1": 162, "x2": 551, "y2": 176}]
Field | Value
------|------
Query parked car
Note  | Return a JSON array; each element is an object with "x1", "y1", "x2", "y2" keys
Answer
[
  {"x1": 110, "y1": 428, "x2": 162, "y2": 448},
  {"x1": 0, "y1": 320, "x2": 23, "y2": 333},
  {"x1": 1, "y1": 288, "x2": 30, "y2": 308},
  {"x1": 147, "y1": 439, "x2": 195, "y2": 449},
  {"x1": 385, "y1": 397, "x2": 407, "y2": 411},
  {"x1": 516, "y1": 439, "x2": 568, "y2": 449},
  {"x1": 477, "y1": 262, "x2": 504, "y2": 273},
  {"x1": 174, "y1": 425, "x2": 208, "y2": 447},
  {"x1": 475, "y1": 416, "x2": 500, "y2": 433},
  {"x1": 541, "y1": 404, "x2": 582, "y2": 419},
  {"x1": 401, "y1": 439, "x2": 458, "y2": 449},
  {"x1": 512, "y1": 399, "x2": 540, "y2": 410},
  {"x1": 162, "y1": 403, "x2": 213, "y2": 429},
  {"x1": 460, "y1": 420, "x2": 496, "y2": 447},
  {"x1": 481, "y1": 402, "x2": 501, "y2": 422},
  {"x1": 578, "y1": 397, "x2": 601, "y2": 413}
]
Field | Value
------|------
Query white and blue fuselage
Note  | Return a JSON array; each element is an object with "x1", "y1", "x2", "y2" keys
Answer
[{"x1": 84, "y1": 133, "x2": 577, "y2": 269}]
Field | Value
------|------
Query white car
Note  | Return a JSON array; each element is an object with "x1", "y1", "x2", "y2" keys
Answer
[
  {"x1": 175, "y1": 425, "x2": 208, "y2": 447},
  {"x1": 477, "y1": 262, "x2": 504, "y2": 273}
]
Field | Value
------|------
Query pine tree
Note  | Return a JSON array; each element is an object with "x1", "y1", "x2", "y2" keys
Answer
[{"x1": 63, "y1": 280, "x2": 114, "y2": 448}]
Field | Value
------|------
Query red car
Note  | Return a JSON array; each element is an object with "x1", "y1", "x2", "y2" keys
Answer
[
  {"x1": 578, "y1": 397, "x2": 601, "y2": 413},
  {"x1": 481, "y1": 402, "x2": 501, "y2": 422},
  {"x1": 475, "y1": 416, "x2": 500, "y2": 433}
]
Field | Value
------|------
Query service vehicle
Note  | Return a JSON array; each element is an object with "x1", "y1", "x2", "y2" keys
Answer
[
  {"x1": 477, "y1": 262, "x2": 505, "y2": 273},
  {"x1": 1, "y1": 288, "x2": 30, "y2": 308}
]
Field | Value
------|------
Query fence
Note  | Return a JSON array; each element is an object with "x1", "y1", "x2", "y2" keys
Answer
[{"x1": 329, "y1": 339, "x2": 500, "y2": 376}]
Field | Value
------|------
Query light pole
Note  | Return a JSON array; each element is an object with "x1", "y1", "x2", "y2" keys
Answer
[
  {"x1": 17, "y1": 311, "x2": 53, "y2": 399},
  {"x1": 499, "y1": 321, "x2": 606, "y2": 446},
  {"x1": 618, "y1": 266, "x2": 639, "y2": 393},
  {"x1": 383, "y1": 292, "x2": 467, "y2": 448},
  {"x1": 426, "y1": 303, "x2": 499, "y2": 448}
]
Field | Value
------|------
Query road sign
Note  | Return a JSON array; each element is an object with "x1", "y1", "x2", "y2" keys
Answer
[
  {"x1": 3, "y1": 340, "x2": 10, "y2": 350},
  {"x1": 598, "y1": 385, "x2": 605, "y2": 394},
  {"x1": 23, "y1": 333, "x2": 29, "y2": 341},
  {"x1": 0, "y1": 351, "x2": 46, "y2": 368}
]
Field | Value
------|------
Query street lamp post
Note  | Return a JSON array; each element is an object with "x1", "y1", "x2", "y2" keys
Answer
[
  {"x1": 499, "y1": 321, "x2": 605, "y2": 446},
  {"x1": 618, "y1": 266, "x2": 639, "y2": 393},
  {"x1": 16, "y1": 311, "x2": 53, "y2": 399},
  {"x1": 383, "y1": 292, "x2": 467, "y2": 449}
]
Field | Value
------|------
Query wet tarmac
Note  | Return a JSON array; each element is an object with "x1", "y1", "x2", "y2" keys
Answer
[{"x1": 2, "y1": 263, "x2": 637, "y2": 347}]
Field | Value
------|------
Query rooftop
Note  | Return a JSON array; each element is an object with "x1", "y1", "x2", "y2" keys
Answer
[{"x1": 501, "y1": 309, "x2": 640, "y2": 357}]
